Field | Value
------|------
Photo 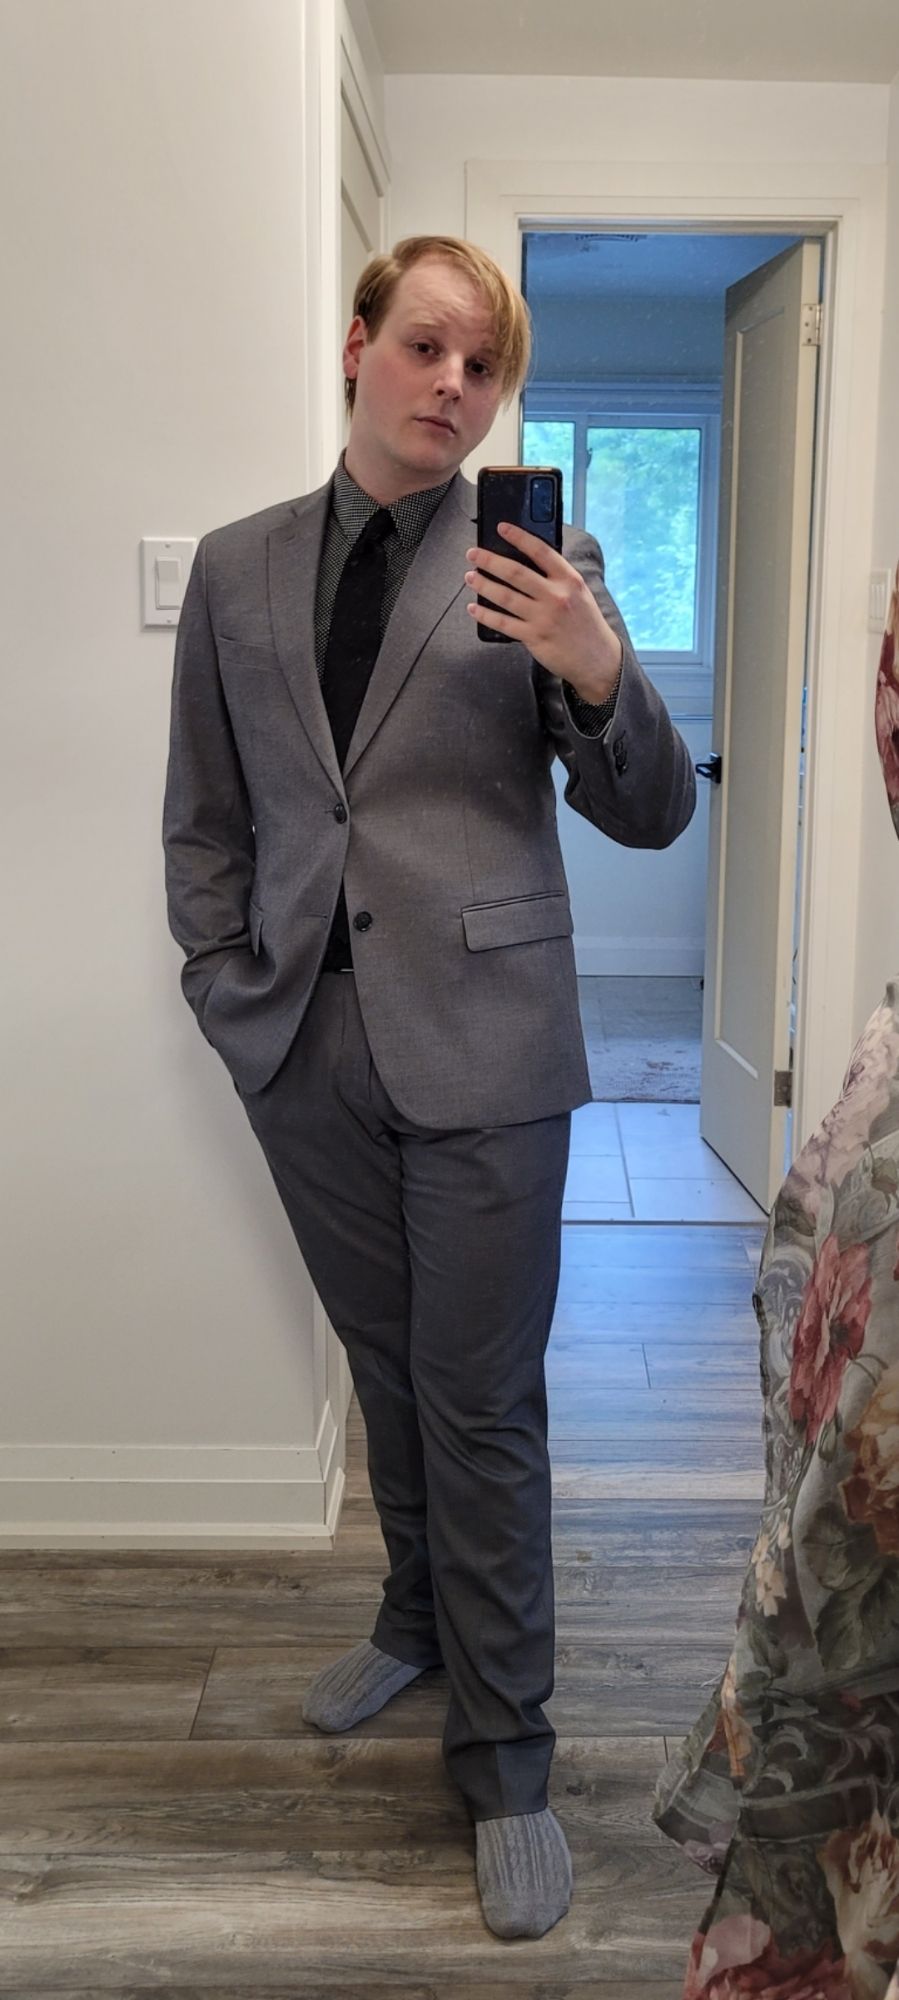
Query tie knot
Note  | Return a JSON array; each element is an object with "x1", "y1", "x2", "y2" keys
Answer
[{"x1": 357, "y1": 506, "x2": 393, "y2": 550}]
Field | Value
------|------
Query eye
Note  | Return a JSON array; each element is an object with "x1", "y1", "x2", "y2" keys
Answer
[
  {"x1": 411, "y1": 341, "x2": 435, "y2": 356},
  {"x1": 468, "y1": 359, "x2": 493, "y2": 378}
]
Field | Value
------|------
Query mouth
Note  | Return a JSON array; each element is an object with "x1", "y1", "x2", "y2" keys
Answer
[{"x1": 417, "y1": 415, "x2": 456, "y2": 435}]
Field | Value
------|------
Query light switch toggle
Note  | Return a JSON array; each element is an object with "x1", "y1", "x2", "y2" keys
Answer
[
  {"x1": 155, "y1": 556, "x2": 182, "y2": 608},
  {"x1": 141, "y1": 537, "x2": 197, "y2": 628}
]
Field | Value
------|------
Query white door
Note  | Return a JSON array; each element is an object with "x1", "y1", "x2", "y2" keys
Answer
[{"x1": 700, "y1": 241, "x2": 821, "y2": 1211}]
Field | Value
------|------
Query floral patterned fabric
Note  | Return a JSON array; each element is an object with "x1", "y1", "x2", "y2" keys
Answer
[{"x1": 653, "y1": 568, "x2": 899, "y2": 1999}]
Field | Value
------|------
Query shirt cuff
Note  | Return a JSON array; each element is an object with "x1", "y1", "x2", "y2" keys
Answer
[{"x1": 562, "y1": 656, "x2": 624, "y2": 739}]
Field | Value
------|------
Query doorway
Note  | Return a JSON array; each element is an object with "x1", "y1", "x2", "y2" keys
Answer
[{"x1": 520, "y1": 228, "x2": 822, "y2": 1224}]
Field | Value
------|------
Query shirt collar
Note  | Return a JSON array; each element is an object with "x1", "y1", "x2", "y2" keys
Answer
[{"x1": 332, "y1": 452, "x2": 453, "y2": 552}]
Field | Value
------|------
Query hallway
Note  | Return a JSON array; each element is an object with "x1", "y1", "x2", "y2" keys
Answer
[{"x1": 571, "y1": 976, "x2": 767, "y2": 1224}]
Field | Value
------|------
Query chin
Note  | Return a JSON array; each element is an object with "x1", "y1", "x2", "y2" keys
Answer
[{"x1": 389, "y1": 442, "x2": 448, "y2": 479}]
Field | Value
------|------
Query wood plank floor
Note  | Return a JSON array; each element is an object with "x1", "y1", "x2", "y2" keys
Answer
[{"x1": 0, "y1": 1223, "x2": 766, "y2": 1996}]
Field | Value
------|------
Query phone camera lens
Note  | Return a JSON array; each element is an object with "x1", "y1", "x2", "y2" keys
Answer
[{"x1": 529, "y1": 477, "x2": 555, "y2": 524}]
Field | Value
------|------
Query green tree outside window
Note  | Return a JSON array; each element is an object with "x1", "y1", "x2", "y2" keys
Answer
[{"x1": 586, "y1": 427, "x2": 701, "y2": 652}]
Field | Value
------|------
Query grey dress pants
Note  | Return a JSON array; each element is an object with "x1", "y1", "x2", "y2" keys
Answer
[{"x1": 236, "y1": 969, "x2": 571, "y2": 1821}]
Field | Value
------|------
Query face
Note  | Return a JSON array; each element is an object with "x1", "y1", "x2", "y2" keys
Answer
[{"x1": 342, "y1": 257, "x2": 506, "y2": 500}]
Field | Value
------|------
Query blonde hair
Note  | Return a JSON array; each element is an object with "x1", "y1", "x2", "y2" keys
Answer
[{"x1": 344, "y1": 234, "x2": 532, "y2": 415}]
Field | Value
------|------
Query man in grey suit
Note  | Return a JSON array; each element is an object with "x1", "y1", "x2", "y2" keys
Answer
[{"x1": 163, "y1": 234, "x2": 695, "y2": 1939}]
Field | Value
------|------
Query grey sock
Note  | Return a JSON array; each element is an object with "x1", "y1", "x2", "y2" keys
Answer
[
  {"x1": 475, "y1": 1807, "x2": 573, "y2": 1940},
  {"x1": 301, "y1": 1639, "x2": 425, "y2": 1732}
]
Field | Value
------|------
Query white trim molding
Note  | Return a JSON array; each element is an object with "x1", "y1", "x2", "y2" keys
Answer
[
  {"x1": 340, "y1": 4, "x2": 391, "y2": 203},
  {"x1": 576, "y1": 937, "x2": 705, "y2": 977},
  {"x1": 0, "y1": 1432, "x2": 342, "y2": 1551},
  {"x1": 0, "y1": 1291, "x2": 352, "y2": 1550},
  {"x1": 465, "y1": 158, "x2": 887, "y2": 1148}
]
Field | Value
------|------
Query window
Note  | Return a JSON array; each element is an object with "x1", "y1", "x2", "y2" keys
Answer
[
  {"x1": 585, "y1": 426, "x2": 701, "y2": 653},
  {"x1": 522, "y1": 385, "x2": 719, "y2": 681},
  {"x1": 518, "y1": 420, "x2": 575, "y2": 524}
]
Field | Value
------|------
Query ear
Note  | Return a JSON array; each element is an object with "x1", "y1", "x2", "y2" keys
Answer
[{"x1": 343, "y1": 314, "x2": 368, "y2": 386}]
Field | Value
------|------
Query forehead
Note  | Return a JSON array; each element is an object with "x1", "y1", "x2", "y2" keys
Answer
[{"x1": 388, "y1": 259, "x2": 498, "y2": 343}]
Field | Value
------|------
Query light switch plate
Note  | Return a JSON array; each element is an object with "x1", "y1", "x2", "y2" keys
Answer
[
  {"x1": 141, "y1": 537, "x2": 197, "y2": 628},
  {"x1": 868, "y1": 568, "x2": 893, "y2": 634}
]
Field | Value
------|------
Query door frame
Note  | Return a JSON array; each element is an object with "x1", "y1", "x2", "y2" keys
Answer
[{"x1": 464, "y1": 158, "x2": 887, "y2": 1155}]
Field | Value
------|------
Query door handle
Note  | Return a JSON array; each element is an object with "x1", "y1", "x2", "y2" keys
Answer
[{"x1": 695, "y1": 753, "x2": 723, "y2": 784}]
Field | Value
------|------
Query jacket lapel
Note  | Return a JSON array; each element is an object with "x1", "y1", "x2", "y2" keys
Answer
[
  {"x1": 266, "y1": 469, "x2": 477, "y2": 788},
  {"x1": 267, "y1": 480, "x2": 342, "y2": 788},
  {"x1": 343, "y1": 473, "x2": 476, "y2": 779}
]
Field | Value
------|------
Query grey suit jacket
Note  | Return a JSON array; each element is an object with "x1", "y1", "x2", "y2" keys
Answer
[{"x1": 163, "y1": 469, "x2": 696, "y2": 1124}]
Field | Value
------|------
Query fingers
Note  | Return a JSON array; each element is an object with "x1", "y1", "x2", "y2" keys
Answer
[
  {"x1": 464, "y1": 568, "x2": 531, "y2": 616},
  {"x1": 464, "y1": 526, "x2": 578, "y2": 648},
  {"x1": 466, "y1": 522, "x2": 569, "y2": 589},
  {"x1": 466, "y1": 599, "x2": 520, "y2": 636},
  {"x1": 493, "y1": 521, "x2": 569, "y2": 574},
  {"x1": 465, "y1": 550, "x2": 542, "y2": 601}
]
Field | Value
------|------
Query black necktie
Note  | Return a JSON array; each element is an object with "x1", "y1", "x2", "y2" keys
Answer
[
  {"x1": 319, "y1": 505, "x2": 392, "y2": 972},
  {"x1": 321, "y1": 506, "x2": 393, "y2": 769}
]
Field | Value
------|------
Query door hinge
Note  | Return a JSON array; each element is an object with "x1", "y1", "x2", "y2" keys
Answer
[
  {"x1": 774, "y1": 1067, "x2": 793, "y2": 1108},
  {"x1": 801, "y1": 301, "x2": 823, "y2": 347}
]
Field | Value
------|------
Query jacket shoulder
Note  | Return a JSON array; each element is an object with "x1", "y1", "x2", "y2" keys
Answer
[
  {"x1": 202, "y1": 483, "x2": 331, "y2": 561},
  {"x1": 561, "y1": 523, "x2": 604, "y2": 571}
]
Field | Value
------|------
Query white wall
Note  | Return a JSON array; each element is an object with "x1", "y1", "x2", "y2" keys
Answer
[
  {"x1": 0, "y1": 0, "x2": 337, "y2": 1545},
  {"x1": 531, "y1": 294, "x2": 726, "y2": 380},
  {"x1": 855, "y1": 71, "x2": 899, "y2": 1023},
  {"x1": 383, "y1": 71, "x2": 890, "y2": 990}
]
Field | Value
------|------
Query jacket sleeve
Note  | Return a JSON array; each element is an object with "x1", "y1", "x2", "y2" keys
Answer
[
  {"x1": 536, "y1": 527, "x2": 697, "y2": 850},
  {"x1": 162, "y1": 535, "x2": 256, "y2": 1028}
]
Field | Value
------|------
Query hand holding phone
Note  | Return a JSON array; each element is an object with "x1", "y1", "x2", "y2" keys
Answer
[{"x1": 466, "y1": 467, "x2": 624, "y2": 701}]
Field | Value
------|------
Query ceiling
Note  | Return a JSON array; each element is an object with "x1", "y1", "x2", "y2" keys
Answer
[
  {"x1": 524, "y1": 231, "x2": 802, "y2": 301},
  {"x1": 360, "y1": 0, "x2": 899, "y2": 84}
]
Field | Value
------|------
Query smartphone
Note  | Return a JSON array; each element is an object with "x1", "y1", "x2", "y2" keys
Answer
[{"x1": 475, "y1": 466, "x2": 563, "y2": 643}]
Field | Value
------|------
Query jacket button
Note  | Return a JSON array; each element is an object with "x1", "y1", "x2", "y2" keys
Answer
[
  {"x1": 353, "y1": 911, "x2": 373, "y2": 932},
  {"x1": 333, "y1": 802, "x2": 347, "y2": 823}
]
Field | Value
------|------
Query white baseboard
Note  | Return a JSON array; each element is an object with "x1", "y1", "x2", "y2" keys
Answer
[
  {"x1": 575, "y1": 939, "x2": 705, "y2": 976},
  {"x1": 0, "y1": 1431, "x2": 342, "y2": 1549}
]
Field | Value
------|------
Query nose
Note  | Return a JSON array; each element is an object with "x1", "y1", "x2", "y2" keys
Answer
[{"x1": 433, "y1": 352, "x2": 465, "y2": 398}]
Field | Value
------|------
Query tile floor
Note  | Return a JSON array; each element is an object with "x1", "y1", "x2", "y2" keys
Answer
[{"x1": 563, "y1": 1099, "x2": 768, "y2": 1224}]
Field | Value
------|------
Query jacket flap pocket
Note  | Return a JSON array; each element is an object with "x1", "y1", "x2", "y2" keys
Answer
[
  {"x1": 217, "y1": 636, "x2": 281, "y2": 672},
  {"x1": 461, "y1": 893, "x2": 573, "y2": 952}
]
